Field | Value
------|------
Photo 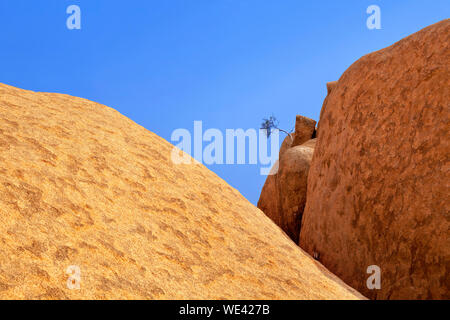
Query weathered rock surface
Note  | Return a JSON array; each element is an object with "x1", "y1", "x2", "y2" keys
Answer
[
  {"x1": 258, "y1": 113, "x2": 317, "y2": 243},
  {"x1": 257, "y1": 173, "x2": 281, "y2": 227},
  {"x1": 0, "y1": 83, "x2": 363, "y2": 300},
  {"x1": 299, "y1": 19, "x2": 450, "y2": 300},
  {"x1": 279, "y1": 135, "x2": 294, "y2": 158},
  {"x1": 277, "y1": 141, "x2": 316, "y2": 242},
  {"x1": 326, "y1": 81, "x2": 338, "y2": 95},
  {"x1": 292, "y1": 115, "x2": 316, "y2": 147}
]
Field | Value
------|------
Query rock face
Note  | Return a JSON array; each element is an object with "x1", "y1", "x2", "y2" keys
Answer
[
  {"x1": 258, "y1": 115, "x2": 316, "y2": 243},
  {"x1": 326, "y1": 81, "x2": 338, "y2": 95},
  {"x1": 292, "y1": 116, "x2": 316, "y2": 147},
  {"x1": 277, "y1": 141, "x2": 316, "y2": 242},
  {"x1": 0, "y1": 83, "x2": 363, "y2": 300},
  {"x1": 299, "y1": 20, "x2": 450, "y2": 300}
]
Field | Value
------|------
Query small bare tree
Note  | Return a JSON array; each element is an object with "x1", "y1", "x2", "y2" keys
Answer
[{"x1": 261, "y1": 115, "x2": 294, "y2": 141}]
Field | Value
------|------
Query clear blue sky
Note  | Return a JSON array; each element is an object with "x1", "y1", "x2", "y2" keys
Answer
[{"x1": 1, "y1": 1, "x2": 448, "y2": 204}]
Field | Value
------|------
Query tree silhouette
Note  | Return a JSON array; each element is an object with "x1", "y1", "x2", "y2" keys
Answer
[{"x1": 261, "y1": 115, "x2": 293, "y2": 141}]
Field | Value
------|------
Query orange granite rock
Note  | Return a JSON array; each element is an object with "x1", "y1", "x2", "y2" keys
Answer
[
  {"x1": 258, "y1": 131, "x2": 316, "y2": 243},
  {"x1": 277, "y1": 141, "x2": 316, "y2": 243},
  {"x1": 0, "y1": 83, "x2": 363, "y2": 300},
  {"x1": 292, "y1": 116, "x2": 316, "y2": 147},
  {"x1": 300, "y1": 19, "x2": 450, "y2": 300}
]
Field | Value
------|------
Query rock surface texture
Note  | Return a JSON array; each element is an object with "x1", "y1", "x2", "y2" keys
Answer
[
  {"x1": 0, "y1": 83, "x2": 363, "y2": 300},
  {"x1": 258, "y1": 115, "x2": 317, "y2": 243},
  {"x1": 292, "y1": 116, "x2": 316, "y2": 147},
  {"x1": 299, "y1": 19, "x2": 450, "y2": 300},
  {"x1": 277, "y1": 141, "x2": 316, "y2": 243}
]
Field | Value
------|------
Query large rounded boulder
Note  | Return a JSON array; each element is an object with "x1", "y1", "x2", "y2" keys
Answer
[
  {"x1": 299, "y1": 19, "x2": 450, "y2": 300},
  {"x1": 277, "y1": 141, "x2": 315, "y2": 243},
  {"x1": 258, "y1": 113, "x2": 316, "y2": 243},
  {"x1": 0, "y1": 83, "x2": 363, "y2": 300}
]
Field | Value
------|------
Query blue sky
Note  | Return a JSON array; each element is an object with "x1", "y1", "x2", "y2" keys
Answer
[{"x1": 0, "y1": 1, "x2": 448, "y2": 204}]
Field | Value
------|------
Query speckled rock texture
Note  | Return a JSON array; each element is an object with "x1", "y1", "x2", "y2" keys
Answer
[
  {"x1": 299, "y1": 19, "x2": 450, "y2": 300},
  {"x1": 0, "y1": 83, "x2": 364, "y2": 300},
  {"x1": 258, "y1": 113, "x2": 316, "y2": 243}
]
